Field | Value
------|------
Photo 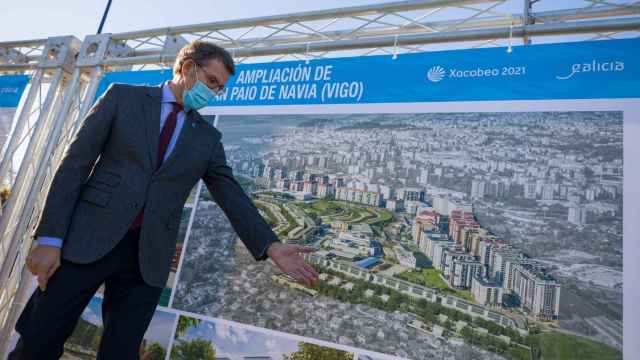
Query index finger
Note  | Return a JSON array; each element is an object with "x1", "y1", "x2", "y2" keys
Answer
[
  {"x1": 295, "y1": 245, "x2": 315, "y2": 253},
  {"x1": 36, "y1": 269, "x2": 49, "y2": 292},
  {"x1": 303, "y1": 264, "x2": 318, "y2": 278}
]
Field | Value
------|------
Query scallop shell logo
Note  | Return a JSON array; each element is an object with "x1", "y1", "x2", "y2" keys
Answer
[{"x1": 427, "y1": 66, "x2": 446, "y2": 82}]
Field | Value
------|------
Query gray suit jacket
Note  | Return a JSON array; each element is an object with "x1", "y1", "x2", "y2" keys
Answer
[{"x1": 34, "y1": 83, "x2": 279, "y2": 288}]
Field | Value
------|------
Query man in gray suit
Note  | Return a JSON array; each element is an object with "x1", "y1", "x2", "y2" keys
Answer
[{"x1": 9, "y1": 40, "x2": 318, "y2": 359}]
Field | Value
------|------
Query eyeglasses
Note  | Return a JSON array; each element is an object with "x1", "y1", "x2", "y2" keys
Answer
[{"x1": 194, "y1": 61, "x2": 225, "y2": 96}]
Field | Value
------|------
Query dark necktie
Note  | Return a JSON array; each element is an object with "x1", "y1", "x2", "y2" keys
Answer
[{"x1": 129, "y1": 102, "x2": 183, "y2": 231}]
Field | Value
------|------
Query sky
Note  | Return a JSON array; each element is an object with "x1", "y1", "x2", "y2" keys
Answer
[
  {"x1": 181, "y1": 318, "x2": 303, "y2": 359},
  {"x1": 0, "y1": 0, "x2": 604, "y2": 43}
]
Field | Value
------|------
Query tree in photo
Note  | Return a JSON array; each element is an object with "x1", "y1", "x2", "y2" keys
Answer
[
  {"x1": 65, "y1": 317, "x2": 102, "y2": 355},
  {"x1": 142, "y1": 342, "x2": 166, "y2": 360},
  {"x1": 170, "y1": 338, "x2": 216, "y2": 360},
  {"x1": 283, "y1": 342, "x2": 353, "y2": 360},
  {"x1": 175, "y1": 315, "x2": 202, "y2": 338}
]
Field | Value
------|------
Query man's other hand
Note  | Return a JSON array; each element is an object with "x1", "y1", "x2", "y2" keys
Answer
[
  {"x1": 267, "y1": 243, "x2": 318, "y2": 286},
  {"x1": 26, "y1": 245, "x2": 61, "y2": 292}
]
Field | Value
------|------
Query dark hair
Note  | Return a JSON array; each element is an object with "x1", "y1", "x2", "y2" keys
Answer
[{"x1": 173, "y1": 40, "x2": 235, "y2": 76}]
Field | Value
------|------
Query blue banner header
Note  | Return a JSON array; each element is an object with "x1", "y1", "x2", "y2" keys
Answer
[
  {"x1": 97, "y1": 38, "x2": 639, "y2": 106},
  {"x1": 0, "y1": 75, "x2": 29, "y2": 108}
]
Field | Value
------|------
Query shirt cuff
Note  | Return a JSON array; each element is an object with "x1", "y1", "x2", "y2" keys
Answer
[
  {"x1": 36, "y1": 236, "x2": 63, "y2": 248},
  {"x1": 257, "y1": 237, "x2": 281, "y2": 261}
]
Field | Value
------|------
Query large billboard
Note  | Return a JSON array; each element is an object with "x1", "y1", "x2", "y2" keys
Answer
[{"x1": 15, "y1": 38, "x2": 639, "y2": 359}]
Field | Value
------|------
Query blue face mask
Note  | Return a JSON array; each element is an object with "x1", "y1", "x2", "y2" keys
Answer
[{"x1": 183, "y1": 63, "x2": 216, "y2": 112}]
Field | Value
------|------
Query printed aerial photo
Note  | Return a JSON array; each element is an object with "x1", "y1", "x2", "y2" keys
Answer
[
  {"x1": 61, "y1": 296, "x2": 176, "y2": 359},
  {"x1": 170, "y1": 315, "x2": 355, "y2": 359},
  {"x1": 173, "y1": 112, "x2": 623, "y2": 360}
]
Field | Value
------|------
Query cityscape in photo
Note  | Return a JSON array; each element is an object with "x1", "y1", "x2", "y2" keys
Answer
[{"x1": 173, "y1": 111, "x2": 622, "y2": 360}]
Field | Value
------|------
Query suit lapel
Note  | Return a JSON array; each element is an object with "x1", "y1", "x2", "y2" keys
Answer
[
  {"x1": 156, "y1": 109, "x2": 200, "y2": 173},
  {"x1": 144, "y1": 86, "x2": 162, "y2": 171}
]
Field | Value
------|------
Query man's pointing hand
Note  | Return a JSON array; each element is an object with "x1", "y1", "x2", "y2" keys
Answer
[{"x1": 266, "y1": 243, "x2": 318, "y2": 286}]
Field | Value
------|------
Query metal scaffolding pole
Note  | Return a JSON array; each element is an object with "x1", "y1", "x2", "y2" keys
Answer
[
  {"x1": 0, "y1": 68, "x2": 62, "y2": 263},
  {"x1": 98, "y1": 17, "x2": 640, "y2": 64},
  {"x1": 522, "y1": 0, "x2": 535, "y2": 44},
  {"x1": 0, "y1": 69, "x2": 63, "y2": 353},
  {"x1": 0, "y1": 69, "x2": 44, "y2": 186},
  {"x1": 110, "y1": 0, "x2": 499, "y2": 40},
  {"x1": 70, "y1": 0, "x2": 637, "y2": 69},
  {"x1": 0, "y1": 69, "x2": 85, "y2": 352},
  {"x1": 164, "y1": 4, "x2": 640, "y2": 51},
  {"x1": 0, "y1": 36, "x2": 80, "y2": 356}
]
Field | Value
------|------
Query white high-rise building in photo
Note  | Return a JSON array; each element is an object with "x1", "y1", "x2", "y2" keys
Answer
[
  {"x1": 471, "y1": 179, "x2": 486, "y2": 200},
  {"x1": 471, "y1": 276, "x2": 503, "y2": 307},
  {"x1": 418, "y1": 168, "x2": 430, "y2": 185},
  {"x1": 568, "y1": 204, "x2": 588, "y2": 225},
  {"x1": 512, "y1": 264, "x2": 561, "y2": 321}
]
